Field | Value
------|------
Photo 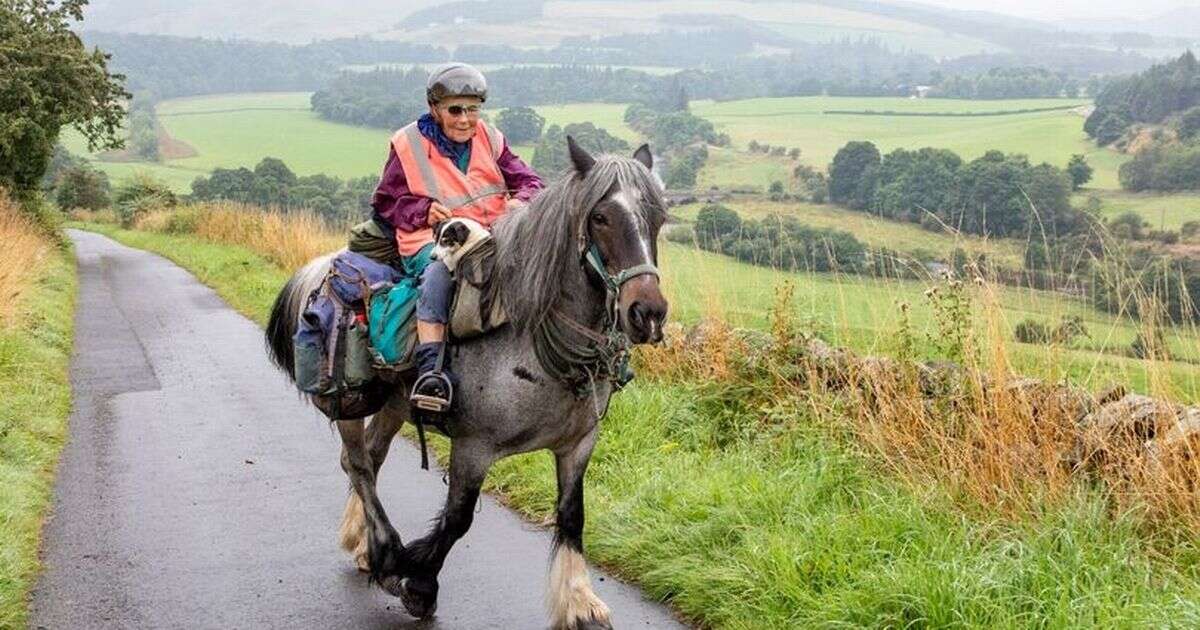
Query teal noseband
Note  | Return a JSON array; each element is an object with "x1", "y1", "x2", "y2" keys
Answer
[{"x1": 585, "y1": 243, "x2": 659, "y2": 294}]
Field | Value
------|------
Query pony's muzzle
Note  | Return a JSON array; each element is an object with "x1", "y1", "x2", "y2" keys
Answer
[{"x1": 621, "y1": 276, "x2": 667, "y2": 344}]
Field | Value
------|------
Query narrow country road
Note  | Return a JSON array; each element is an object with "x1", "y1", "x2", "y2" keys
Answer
[{"x1": 30, "y1": 230, "x2": 684, "y2": 629}]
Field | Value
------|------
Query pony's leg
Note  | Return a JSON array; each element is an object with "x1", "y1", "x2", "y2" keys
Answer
[
  {"x1": 397, "y1": 440, "x2": 494, "y2": 619},
  {"x1": 336, "y1": 418, "x2": 406, "y2": 594},
  {"x1": 339, "y1": 400, "x2": 407, "y2": 571},
  {"x1": 548, "y1": 428, "x2": 611, "y2": 630}
]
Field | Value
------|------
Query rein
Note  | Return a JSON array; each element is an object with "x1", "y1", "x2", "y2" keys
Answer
[{"x1": 533, "y1": 244, "x2": 659, "y2": 402}]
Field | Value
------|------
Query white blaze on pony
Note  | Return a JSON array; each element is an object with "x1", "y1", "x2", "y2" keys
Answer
[{"x1": 265, "y1": 137, "x2": 667, "y2": 630}]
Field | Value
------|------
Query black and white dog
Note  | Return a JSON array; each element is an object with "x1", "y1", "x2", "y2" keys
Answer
[{"x1": 431, "y1": 217, "x2": 491, "y2": 272}]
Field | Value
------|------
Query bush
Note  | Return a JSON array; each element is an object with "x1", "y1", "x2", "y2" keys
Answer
[
  {"x1": 114, "y1": 173, "x2": 177, "y2": 228},
  {"x1": 663, "y1": 223, "x2": 696, "y2": 245},
  {"x1": 1107, "y1": 211, "x2": 1148, "y2": 240},
  {"x1": 1013, "y1": 319, "x2": 1050, "y2": 344},
  {"x1": 1051, "y1": 315, "x2": 1088, "y2": 344},
  {"x1": 1131, "y1": 329, "x2": 1169, "y2": 359},
  {"x1": 54, "y1": 166, "x2": 110, "y2": 211},
  {"x1": 695, "y1": 204, "x2": 740, "y2": 248}
]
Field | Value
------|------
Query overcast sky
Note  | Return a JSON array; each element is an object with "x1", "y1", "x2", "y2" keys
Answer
[{"x1": 911, "y1": 0, "x2": 1193, "y2": 21}]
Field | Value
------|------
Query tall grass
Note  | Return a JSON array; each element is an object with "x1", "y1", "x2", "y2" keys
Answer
[
  {"x1": 0, "y1": 192, "x2": 75, "y2": 628},
  {"x1": 0, "y1": 193, "x2": 53, "y2": 327}
]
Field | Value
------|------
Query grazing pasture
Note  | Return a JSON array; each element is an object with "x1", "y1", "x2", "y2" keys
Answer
[
  {"x1": 689, "y1": 96, "x2": 1125, "y2": 189},
  {"x1": 1081, "y1": 190, "x2": 1200, "y2": 232},
  {"x1": 670, "y1": 198, "x2": 1026, "y2": 267},
  {"x1": 61, "y1": 93, "x2": 1134, "y2": 199}
]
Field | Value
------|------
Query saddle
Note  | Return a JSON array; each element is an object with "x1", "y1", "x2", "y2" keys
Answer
[{"x1": 295, "y1": 223, "x2": 507, "y2": 421}]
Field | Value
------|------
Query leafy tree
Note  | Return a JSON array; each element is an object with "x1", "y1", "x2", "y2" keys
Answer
[
  {"x1": 0, "y1": 0, "x2": 128, "y2": 200},
  {"x1": 828, "y1": 141, "x2": 880, "y2": 209},
  {"x1": 190, "y1": 157, "x2": 375, "y2": 224},
  {"x1": 255, "y1": 157, "x2": 297, "y2": 186},
  {"x1": 694, "y1": 204, "x2": 740, "y2": 249},
  {"x1": 126, "y1": 95, "x2": 160, "y2": 161},
  {"x1": 531, "y1": 123, "x2": 629, "y2": 180},
  {"x1": 1107, "y1": 211, "x2": 1149, "y2": 240},
  {"x1": 663, "y1": 145, "x2": 707, "y2": 190},
  {"x1": 768, "y1": 180, "x2": 785, "y2": 194},
  {"x1": 1085, "y1": 52, "x2": 1200, "y2": 145},
  {"x1": 55, "y1": 166, "x2": 111, "y2": 211},
  {"x1": 495, "y1": 107, "x2": 546, "y2": 144},
  {"x1": 1180, "y1": 106, "x2": 1200, "y2": 141},
  {"x1": 1066, "y1": 154, "x2": 1093, "y2": 190}
]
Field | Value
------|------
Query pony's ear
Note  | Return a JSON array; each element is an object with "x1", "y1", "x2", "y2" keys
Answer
[
  {"x1": 633, "y1": 144, "x2": 653, "y2": 170},
  {"x1": 566, "y1": 135, "x2": 595, "y2": 176}
]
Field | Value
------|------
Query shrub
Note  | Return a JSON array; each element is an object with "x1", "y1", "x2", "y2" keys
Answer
[
  {"x1": 1051, "y1": 315, "x2": 1088, "y2": 344},
  {"x1": 1131, "y1": 329, "x2": 1169, "y2": 359},
  {"x1": 1013, "y1": 319, "x2": 1050, "y2": 344},
  {"x1": 54, "y1": 166, "x2": 110, "y2": 211},
  {"x1": 114, "y1": 173, "x2": 177, "y2": 228},
  {"x1": 1107, "y1": 211, "x2": 1148, "y2": 240},
  {"x1": 663, "y1": 223, "x2": 695, "y2": 245}
]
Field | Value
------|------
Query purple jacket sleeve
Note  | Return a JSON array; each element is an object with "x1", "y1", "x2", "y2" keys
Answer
[
  {"x1": 497, "y1": 142, "x2": 544, "y2": 202},
  {"x1": 370, "y1": 146, "x2": 432, "y2": 233}
]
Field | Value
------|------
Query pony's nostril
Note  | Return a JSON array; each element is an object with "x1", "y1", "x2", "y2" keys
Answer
[{"x1": 630, "y1": 301, "x2": 646, "y2": 327}]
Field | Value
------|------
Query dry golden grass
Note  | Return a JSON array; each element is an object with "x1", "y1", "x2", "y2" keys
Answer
[
  {"x1": 641, "y1": 274, "x2": 1200, "y2": 533},
  {"x1": 130, "y1": 202, "x2": 343, "y2": 271},
  {"x1": 0, "y1": 192, "x2": 52, "y2": 328}
]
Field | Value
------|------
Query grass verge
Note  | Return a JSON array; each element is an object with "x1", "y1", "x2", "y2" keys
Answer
[
  {"x1": 70, "y1": 215, "x2": 1200, "y2": 628},
  {"x1": 0, "y1": 206, "x2": 76, "y2": 629}
]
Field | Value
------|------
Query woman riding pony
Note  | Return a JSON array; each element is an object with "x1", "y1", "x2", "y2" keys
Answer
[{"x1": 370, "y1": 63, "x2": 544, "y2": 411}]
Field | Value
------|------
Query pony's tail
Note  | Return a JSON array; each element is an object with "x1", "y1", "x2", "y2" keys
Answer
[
  {"x1": 265, "y1": 273, "x2": 302, "y2": 379},
  {"x1": 265, "y1": 255, "x2": 332, "y2": 381}
]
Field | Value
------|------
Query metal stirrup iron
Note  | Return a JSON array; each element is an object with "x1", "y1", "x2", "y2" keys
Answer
[{"x1": 410, "y1": 343, "x2": 453, "y2": 470}]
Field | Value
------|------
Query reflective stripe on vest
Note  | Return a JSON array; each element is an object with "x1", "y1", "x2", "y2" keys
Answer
[{"x1": 391, "y1": 120, "x2": 509, "y2": 257}]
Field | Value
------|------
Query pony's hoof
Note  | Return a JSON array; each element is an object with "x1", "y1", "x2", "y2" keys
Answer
[
  {"x1": 354, "y1": 553, "x2": 370, "y2": 573},
  {"x1": 399, "y1": 577, "x2": 438, "y2": 619},
  {"x1": 577, "y1": 619, "x2": 613, "y2": 630},
  {"x1": 379, "y1": 575, "x2": 405, "y2": 597}
]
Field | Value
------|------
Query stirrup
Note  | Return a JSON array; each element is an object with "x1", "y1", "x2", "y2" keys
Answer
[{"x1": 410, "y1": 372, "x2": 454, "y2": 413}]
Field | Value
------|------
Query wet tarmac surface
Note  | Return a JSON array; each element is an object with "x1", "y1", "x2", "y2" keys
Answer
[{"x1": 30, "y1": 230, "x2": 684, "y2": 629}]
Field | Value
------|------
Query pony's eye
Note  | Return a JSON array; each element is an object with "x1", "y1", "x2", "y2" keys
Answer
[{"x1": 590, "y1": 212, "x2": 609, "y2": 226}]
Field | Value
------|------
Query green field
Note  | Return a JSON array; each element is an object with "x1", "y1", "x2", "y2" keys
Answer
[
  {"x1": 70, "y1": 219, "x2": 1200, "y2": 628},
  {"x1": 690, "y1": 96, "x2": 1126, "y2": 190},
  {"x1": 62, "y1": 93, "x2": 1130, "y2": 199},
  {"x1": 672, "y1": 197, "x2": 1026, "y2": 267},
  {"x1": 1082, "y1": 190, "x2": 1200, "y2": 231},
  {"x1": 659, "y1": 242, "x2": 1200, "y2": 402}
]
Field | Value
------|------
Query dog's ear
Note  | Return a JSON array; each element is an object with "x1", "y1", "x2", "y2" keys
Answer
[{"x1": 453, "y1": 223, "x2": 471, "y2": 242}]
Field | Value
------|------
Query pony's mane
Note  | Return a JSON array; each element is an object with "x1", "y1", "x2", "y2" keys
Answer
[{"x1": 493, "y1": 155, "x2": 665, "y2": 333}]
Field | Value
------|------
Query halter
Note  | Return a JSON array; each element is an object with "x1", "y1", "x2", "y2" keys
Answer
[{"x1": 584, "y1": 243, "x2": 660, "y2": 297}]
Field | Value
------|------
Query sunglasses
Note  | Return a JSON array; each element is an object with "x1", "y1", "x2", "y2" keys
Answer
[{"x1": 443, "y1": 104, "x2": 482, "y2": 117}]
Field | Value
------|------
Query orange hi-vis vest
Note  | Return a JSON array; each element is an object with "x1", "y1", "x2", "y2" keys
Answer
[{"x1": 391, "y1": 120, "x2": 509, "y2": 256}]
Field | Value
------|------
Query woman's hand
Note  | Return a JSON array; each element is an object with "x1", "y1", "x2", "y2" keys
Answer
[
  {"x1": 426, "y1": 201, "x2": 451, "y2": 227},
  {"x1": 505, "y1": 198, "x2": 527, "y2": 212}
]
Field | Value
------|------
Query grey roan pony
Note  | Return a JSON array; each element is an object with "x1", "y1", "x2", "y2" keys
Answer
[{"x1": 265, "y1": 138, "x2": 668, "y2": 629}]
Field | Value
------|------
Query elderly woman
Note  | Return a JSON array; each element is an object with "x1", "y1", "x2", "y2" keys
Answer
[{"x1": 371, "y1": 63, "x2": 543, "y2": 411}]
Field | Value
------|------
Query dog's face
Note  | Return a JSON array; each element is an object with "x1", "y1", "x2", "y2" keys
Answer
[{"x1": 435, "y1": 220, "x2": 472, "y2": 249}]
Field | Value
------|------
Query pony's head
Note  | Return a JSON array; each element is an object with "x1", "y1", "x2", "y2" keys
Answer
[
  {"x1": 566, "y1": 137, "x2": 668, "y2": 344},
  {"x1": 496, "y1": 137, "x2": 669, "y2": 344}
]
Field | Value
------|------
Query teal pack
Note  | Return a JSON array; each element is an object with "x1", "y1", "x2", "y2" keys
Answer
[{"x1": 368, "y1": 244, "x2": 433, "y2": 368}]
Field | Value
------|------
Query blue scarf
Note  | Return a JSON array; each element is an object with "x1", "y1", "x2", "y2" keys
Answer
[{"x1": 418, "y1": 113, "x2": 471, "y2": 173}]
